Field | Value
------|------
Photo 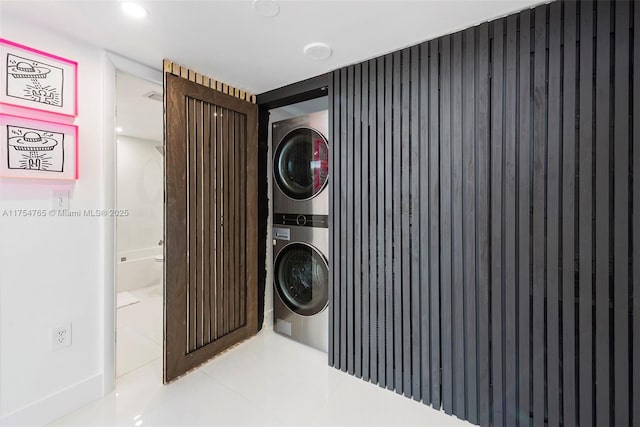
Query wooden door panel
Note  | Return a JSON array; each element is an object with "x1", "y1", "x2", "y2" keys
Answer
[{"x1": 164, "y1": 73, "x2": 258, "y2": 383}]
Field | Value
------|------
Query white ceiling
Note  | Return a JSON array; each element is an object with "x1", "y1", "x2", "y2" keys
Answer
[
  {"x1": 1, "y1": 0, "x2": 543, "y2": 94},
  {"x1": 116, "y1": 71, "x2": 163, "y2": 142}
]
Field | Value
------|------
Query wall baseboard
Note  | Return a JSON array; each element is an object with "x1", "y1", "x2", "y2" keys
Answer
[{"x1": 0, "y1": 374, "x2": 103, "y2": 427}]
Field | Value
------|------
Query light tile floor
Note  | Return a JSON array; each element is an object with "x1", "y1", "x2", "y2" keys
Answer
[
  {"x1": 50, "y1": 286, "x2": 473, "y2": 427},
  {"x1": 116, "y1": 284, "x2": 163, "y2": 377}
]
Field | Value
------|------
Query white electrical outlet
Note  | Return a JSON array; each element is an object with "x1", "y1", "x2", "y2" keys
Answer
[
  {"x1": 51, "y1": 323, "x2": 72, "y2": 351},
  {"x1": 51, "y1": 189, "x2": 70, "y2": 211}
]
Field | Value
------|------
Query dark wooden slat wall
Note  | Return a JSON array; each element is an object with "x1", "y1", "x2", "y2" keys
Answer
[
  {"x1": 634, "y1": 4, "x2": 640, "y2": 427},
  {"x1": 634, "y1": 5, "x2": 640, "y2": 427},
  {"x1": 503, "y1": 14, "x2": 518, "y2": 427},
  {"x1": 360, "y1": 62, "x2": 375, "y2": 380},
  {"x1": 546, "y1": 5, "x2": 561, "y2": 426},
  {"x1": 328, "y1": 1, "x2": 638, "y2": 426},
  {"x1": 531, "y1": 7, "x2": 546, "y2": 426},
  {"x1": 164, "y1": 71, "x2": 258, "y2": 382},
  {"x1": 461, "y1": 28, "x2": 477, "y2": 424},
  {"x1": 427, "y1": 39, "x2": 441, "y2": 408},
  {"x1": 561, "y1": 3, "x2": 577, "y2": 426},
  {"x1": 476, "y1": 23, "x2": 491, "y2": 427},
  {"x1": 613, "y1": 3, "x2": 630, "y2": 427},
  {"x1": 490, "y1": 18, "x2": 505, "y2": 426},
  {"x1": 354, "y1": 62, "x2": 362, "y2": 379},
  {"x1": 440, "y1": 35, "x2": 453, "y2": 414}
]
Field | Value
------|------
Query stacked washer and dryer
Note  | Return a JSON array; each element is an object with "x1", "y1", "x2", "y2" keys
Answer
[{"x1": 272, "y1": 110, "x2": 330, "y2": 353}]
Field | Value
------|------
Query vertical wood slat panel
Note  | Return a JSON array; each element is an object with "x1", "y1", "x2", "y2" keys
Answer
[
  {"x1": 400, "y1": 47, "x2": 412, "y2": 397},
  {"x1": 490, "y1": 18, "x2": 505, "y2": 427},
  {"x1": 613, "y1": 3, "x2": 630, "y2": 426},
  {"x1": 503, "y1": 15, "x2": 517, "y2": 427},
  {"x1": 634, "y1": 5, "x2": 640, "y2": 427},
  {"x1": 211, "y1": 104, "x2": 218, "y2": 339},
  {"x1": 218, "y1": 107, "x2": 225, "y2": 336},
  {"x1": 368, "y1": 59, "x2": 378, "y2": 385},
  {"x1": 399, "y1": 47, "x2": 411, "y2": 397},
  {"x1": 354, "y1": 63, "x2": 362, "y2": 379},
  {"x1": 428, "y1": 39, "x2": 441, "y2": 408},
  {"x1": 384, "y1": 53, "x2": 394, "y2": 389},
  {"x1": 578, "y1": 3, "x2": 595, "y2": 424},
  {"x1": 228, "y1": 111, "x2": 236, "y2": 333},
  {"x1": 476, "y1": 22, "x2": 491, "y2": 427},
  {"x1": 546, "y1": 4, "x2": 561, "y2": 427},
  {"x1": 165, "y1": 71, "x2": 258, "y2": 383},
  {"x1": 376, "y1": 56, "x2": 386, "y2": 388},
  {"x1": 188, "y1": 97, "x2": 197, "y2": 352},
  {"x1": 409, "y1": 44, "x2": 421, "y2": 401},
  {"x1": 392, "y1": 50, "x2": 402, "y2": 394},
  {"x1": 328, "y1": 71, "x2": 336, "y2": 367},
  {"x1": 204, "y1": 103, "x2": 212, "y2": 343},
  {"x1": 561, "y1": 2, "x2": 577, "y2": 425},
  {"x1": 335, "y1": 70, "x2": 342, "y2": 366},
  {"x1": 346, "y1": 64, "x2": 355, "y2": 376},
  {"x1": 170, "y1": 90, "x2": 254, "y2": 348},
  {"x1": 230, "y1": 111, "x2": 237, "y2": 331},
  {"x1": 340, "y1": 67, "x2": 348, "y2": 372},
  {"x1": 516, "y1": 9, "x2": 532, "y2": 427},
  {"x1": 193, "y1": 100, "x2": 201, "y2": 348},
  {"x1": 336, "y1": 71, "x2": 344, "y2": 369},
  {"x1": 461, "y1": 27, "x2": 477, "y2": 424},
  {"x1": 418, "y1": 40, "x2": 432, "y2": 405},
  {"x1": 195, "y1": 101, "x2": 207, "y2": 348},
  {"x1": 361, "y1": 60, "x2": 370, "y2": 382},
  {"x1": 230, "y1": 110, "x2": 236, "y2": 331},
  {"x1": 216, "y1": 105, "x2": 224, "y2": 339},
  {"x1": 195, "y1": 100, "x2": 203, "y2": 349},
  {"x1": 451, "y1": 32, "x2": 465, "y2": 415},
  {"x1": 223, "y1": 108, "x2": 230, "y2": 336},
  {"x1": 327, "y1": 2, "x2": 635, "y2": 426},
  {"x1": 531, "y1": 6, "x2": 546, "y2": 426},
  {"x1": 235, "y1": 111, "x2": 242, "y2": 329},
  {"x1": 594, "y1": 2, "x2": 611, "y2": 426},
  {"x1": 440, "y1": 35, "x2": 453, "y2": 414},
  {"x1": 239, "y1": 113, "x2": 246, "y2": 327},
  {"x1": 240, "y1": 113, "x2": 246, "y2": 328}
]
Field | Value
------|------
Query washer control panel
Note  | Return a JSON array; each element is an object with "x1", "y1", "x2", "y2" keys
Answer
[{"x1": 273, "y1": 213, "x2": 329, "y2": 228}]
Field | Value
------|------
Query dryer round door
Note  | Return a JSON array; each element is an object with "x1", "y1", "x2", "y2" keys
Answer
[
  {"x1": 273, "y1": 127, "x2": 329, "y2": 200},
  {"x1": 274, "y1": 242, "x2": 328, "y2": 316}
]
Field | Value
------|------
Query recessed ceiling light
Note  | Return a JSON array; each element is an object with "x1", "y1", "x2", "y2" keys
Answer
[
  {"x1": 121, "y1": 2, "x2": 148, "y2": 19},
  {"x1": 303, "y1": 43, "x2": 332, "y2": 60},
  {"x1": 116, "y1": 127, "x2": 123, "y2": 133},
  {"x1": 252, "y1": 0, "x2": 280, "y2": 17}
]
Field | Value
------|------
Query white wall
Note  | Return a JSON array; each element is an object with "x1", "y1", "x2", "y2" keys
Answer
[
  {"x1": 0, "y1": 16, "x2": 110, "y2": 426},
  {"x1": 116, "y1": 135, "x2": 163, "y2": 256}
]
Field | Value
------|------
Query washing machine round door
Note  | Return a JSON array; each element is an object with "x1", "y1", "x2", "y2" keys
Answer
[
  {"x1": 274, "y1": 242, "x2": 328, "y2": 316},
  {"x1": 273, "y1": 127, "x2": 329, "y2": 200}
]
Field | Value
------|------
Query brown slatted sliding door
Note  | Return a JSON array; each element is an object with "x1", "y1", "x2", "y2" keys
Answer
[{"x1": 164, "y1": 72, "x2": 258, "y2": 383}]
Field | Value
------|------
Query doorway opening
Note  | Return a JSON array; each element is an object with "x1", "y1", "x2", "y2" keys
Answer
[{"x1": 114, "y1": 71, "x2": 164, "y2": 378}]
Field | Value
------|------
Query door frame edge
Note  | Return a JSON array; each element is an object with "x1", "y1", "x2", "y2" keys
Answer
[{"x1": 102, "y1": 53, "x2": 163, "y2": 395}]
